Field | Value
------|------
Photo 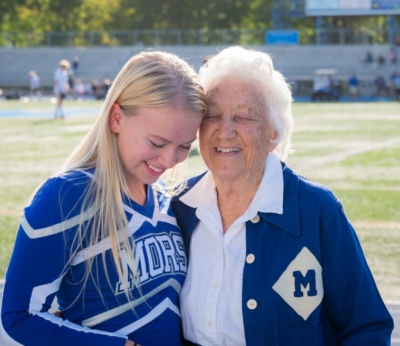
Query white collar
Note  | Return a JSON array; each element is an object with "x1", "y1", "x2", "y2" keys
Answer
[{"x1": 180, "y1": 152, "x2": 283, "y2": 216}]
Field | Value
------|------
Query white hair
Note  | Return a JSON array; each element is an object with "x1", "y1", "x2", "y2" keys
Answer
[{"x1": 199, "y1": 46, "x2": 293, "y2": 160}]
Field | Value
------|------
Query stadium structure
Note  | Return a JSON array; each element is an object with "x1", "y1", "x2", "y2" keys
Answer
[{"x1": 0, "y1": 0, "x2": 399, "y2": 101}]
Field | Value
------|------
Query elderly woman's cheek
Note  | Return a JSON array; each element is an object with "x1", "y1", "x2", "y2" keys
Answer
[
  {"x1": 250, "y1": 126, "x2": 269, "y2": 166},
  {"x1": 249, "y1": 142, "x2": 268, "y2": 169}
]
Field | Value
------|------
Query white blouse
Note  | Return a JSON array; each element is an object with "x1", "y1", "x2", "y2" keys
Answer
[{"x1": 179, "y1": 152, "x2": 284, "y2": 346}]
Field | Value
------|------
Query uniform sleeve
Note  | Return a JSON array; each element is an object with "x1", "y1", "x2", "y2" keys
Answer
[
  {"x1": 320, "y1": 201, "x2": 393, "y2": 345},
  {"x1": 0, "y1": 177, "x2": 127, "y2": 346}
]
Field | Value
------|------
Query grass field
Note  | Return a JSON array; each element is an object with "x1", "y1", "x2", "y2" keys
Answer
[{"x1": 0, "y1": 99, "x2": 399, "y2": 302}]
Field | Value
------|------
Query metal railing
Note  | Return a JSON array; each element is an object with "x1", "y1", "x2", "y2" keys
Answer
[{"x1": 1, "y1": 28, "x2": 399, "y2": 47}]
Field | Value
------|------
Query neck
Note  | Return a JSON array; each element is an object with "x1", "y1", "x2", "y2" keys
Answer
[
  {"x1": 214, "y1": 170, "x2": 263, "y2": 234},
  {"x1": 128, "y1": 184, "x2": 147, "y2": 206}
]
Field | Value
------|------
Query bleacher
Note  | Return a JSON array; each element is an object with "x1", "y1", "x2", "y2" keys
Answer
[{"x1": 0, "y1": 44, "x2": 398, "y2": 96}]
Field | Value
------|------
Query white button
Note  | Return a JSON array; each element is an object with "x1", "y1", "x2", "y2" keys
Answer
[
  {"x1": 207, "y1": 321, "x2": 212, "y2": 328},
  {"x1": 247, "y1": 299, "x2": 257, "y2": 310},
  {"x1": 246, "y1": 254, "x2": 255, "y2": 264},
  {"x1": 250, "y1": 215, "x2": 260, "y2": 223},
  {"x1": 213, "y1": 282, "x2": 219, "y2": 289}
]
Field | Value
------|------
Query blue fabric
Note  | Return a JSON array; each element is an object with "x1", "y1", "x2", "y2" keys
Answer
[
  {"x1": 172, "y1": 163, "x2": 394, "y2": 346},
  {"x1": 1, "y1": 170, "x2": 185, "y2": 346}
]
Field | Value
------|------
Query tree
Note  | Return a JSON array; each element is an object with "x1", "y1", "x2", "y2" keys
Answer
[{"x1": 0, "y1": 0, "x2": 394, "y2": 46}]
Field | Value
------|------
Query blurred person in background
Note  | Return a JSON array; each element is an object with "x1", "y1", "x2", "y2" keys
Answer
[
  {"x1": 347, "y1": 73, "x2": 359, "y2": 100},
  {"x1": 72, "y1": 55, "x2": 80, "y2": 74},
  {"x1": 0, "y1": 51, "x2": 206, "y2": 346},
  {"x1": 92, "y1": 79, "x2": 100, "y2": 99},
  {"x1": 53, "y1": 59, "x2": 70, "y2": 119},
  {"x1": 374, "y1": 74, "x2": 387, "y2": 98},
  {"x1": 68, "y1": 69, "x2": 75, "y2": 91},
  {"x1": 364, "y1": 50, "x2": 374, "y2": 64},
  {"x1": 73, "y1": 78, "x2": 87, "y2": 98},
  {"x1": 84, "y1": 80, "x2": 93, "y2": 96},
  {"x1": 29, "y1": 70, "x2": 41, "y2": 99},
  {"x1": 97, "y1": 78, "x2": 112, "y2": 100},
  {"x1": 172, "y1": 46, "x2": 393, "y2": 346}
]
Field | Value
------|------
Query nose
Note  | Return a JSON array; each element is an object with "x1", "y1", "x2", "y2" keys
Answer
[
  {"x1": 158, "y1": 148, "x2": 178, "y2": 169},
  {"x1": 217, "y1": 117, "x2": 236, "y2": 140}
]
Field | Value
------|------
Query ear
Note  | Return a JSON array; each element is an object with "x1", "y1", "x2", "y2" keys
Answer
[
  {"x1": 267, "y1": 129, "x2": 279, "y2": 152},
  {"x1": 109, "y1": 103, "x2": 123, "y2": 134}
]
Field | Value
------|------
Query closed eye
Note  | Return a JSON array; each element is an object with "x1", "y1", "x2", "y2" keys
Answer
[
  {"x1": 235, "y1": 115, "x2": 256, "y2": 124},
  {"x1": 148, "y1": 139, "x2": 164, "y2": 148},
  {"x1": 180, "y1": 144, "x2": 192, "y2": 150},
  {"x1": 204, "y1": 114, "x2": 221, "y2": 121}
]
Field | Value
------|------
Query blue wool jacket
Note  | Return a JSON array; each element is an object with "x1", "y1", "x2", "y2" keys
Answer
[{"x1": 171, "y1": 163, "x2": 393, "y2": 346}]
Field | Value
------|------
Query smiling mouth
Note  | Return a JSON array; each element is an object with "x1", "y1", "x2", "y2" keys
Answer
[
  {"x1": 146, "y1": 162, "x2": 164, "y2": 173},
  {"x1": 216, "y1": 147, "x2": 240, "y2": 153}
]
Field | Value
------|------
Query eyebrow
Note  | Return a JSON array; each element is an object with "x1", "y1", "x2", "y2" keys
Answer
[
  {"x1": 149, "y1": 134, "x2": 197, "y2": 145},
  {"x1": 234, "y1": 104, "x2": 256, "y2": 112},
  {"x1": 208, "y1": 102, "x2": 257, "y2": 115}
]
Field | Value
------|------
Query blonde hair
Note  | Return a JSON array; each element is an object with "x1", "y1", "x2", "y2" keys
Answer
[
  {"x1": 59, "y1": 59, "x2": 70, "y2": 69},
  {"x1": 57, "y1": 51, "x2": 206, "y2": 300},
  {"x1": 199, "y1": 46, "x2": 293, "y2": 160}
]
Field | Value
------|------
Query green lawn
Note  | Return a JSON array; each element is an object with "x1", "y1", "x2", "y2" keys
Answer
[{"x1": 1, "y1": 100, "x2": 399, "y2": 302}]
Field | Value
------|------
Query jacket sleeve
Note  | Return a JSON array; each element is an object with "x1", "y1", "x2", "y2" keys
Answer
[
  {"x1": 320, "y1": 200, "x2": 393, "y2": 345},
  {"x1": 0, "y1": 177, "x2": 127, "y2": 346}
]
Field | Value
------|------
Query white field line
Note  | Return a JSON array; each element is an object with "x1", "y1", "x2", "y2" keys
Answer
[{"x1": 295, "y1": 136, "x2": 400, "y2": 171}]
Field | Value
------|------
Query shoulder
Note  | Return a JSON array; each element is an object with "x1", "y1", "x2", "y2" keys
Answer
[
  {"x1": 184, "y1": 171, "x2": 208, "y2": 193},
  {"x1": 171, "y1": 171, "x2": 208, "y2": 201},
  {"x1": 25, "y1": 170, "x2": 93, "y2": 229},
  {"x1": 283, "y1": 165, "x2": 340, "y2": 210},
  {"x1": 170, "y1": 171, "x2": 208, "y2": 218},
  {"x1": 36, "y1": 170, "x2": 92, "y2": 201}
]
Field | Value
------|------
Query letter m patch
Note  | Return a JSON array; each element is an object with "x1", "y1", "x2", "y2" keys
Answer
[
  {"x1": 272, "y1": 247, "x2": 324, "y2": 320},
  {"x1": 293, "y1": 270, "x2": 317, "y2": 297}
]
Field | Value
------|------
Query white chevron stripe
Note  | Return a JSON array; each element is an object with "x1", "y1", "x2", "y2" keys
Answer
[
  {"x1": 71, "y1": 169, "x2": 95, "y2": 179},
  {"x1": 70, "y1": 231, "x2": 118, "y2": 266},
  {"x1": 115, "y1": 297, "x2": 180, "y2": 335},
  {"x1": 0, "y1": 281, "x2": 24, "y2": 346},
  {"x1": 157, "y1": 212, "x2": 177, "y2": 226},
  {"x1": 21, "y1": 206, "x2": 96, "y2": 239},
  {"x1": 32, "y1": 311, "x2": 126, "y2": 338},
  {"x1": 71, "y1": 188, "x2": 176, "y2": 266},
  {"x1": 82, "y1": 278, "x2": 181, "y2": 327},
  {"x1": 28, "y1": 276, "x2": 65, "y2": 313},
  {"x1": 25, "y1": 275, "x2": 126, "y2": 339}
]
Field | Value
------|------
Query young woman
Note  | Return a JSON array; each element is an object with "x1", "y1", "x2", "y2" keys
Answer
[{"x1": 0, "y1": 51, "x2": 206, "y2": 346}]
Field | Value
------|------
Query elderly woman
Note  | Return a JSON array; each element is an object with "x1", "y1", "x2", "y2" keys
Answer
[{"x1": 172, "y1": 47, "x2": 393, "y2": 345}]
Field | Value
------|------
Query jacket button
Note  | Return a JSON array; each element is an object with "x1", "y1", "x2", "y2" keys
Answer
[
  {"x1": 246, "y1": 254, "x2": 255, "y2": 264},
  {"x1": 247, "y1": 299, "x2": 257, "y2": 310},
  {"x1": 250, "y1": 215, "x2": 260, "y2": 223}
]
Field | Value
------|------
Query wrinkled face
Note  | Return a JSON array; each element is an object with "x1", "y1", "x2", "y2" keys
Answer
[
  {"x1": 110, "y1": 104, "x2": 202, "y2": 191},
  {"x1": 199, "y1": 79, "x2": 277, "y2": 184}
]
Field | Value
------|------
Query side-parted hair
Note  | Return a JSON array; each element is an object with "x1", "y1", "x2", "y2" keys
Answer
[
  {"x1": 55, "y1": 51, "x2": 206, "y2": 300},
  {"x1": 199, "y1": 46, "x2": 293, "y2": 160}
]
